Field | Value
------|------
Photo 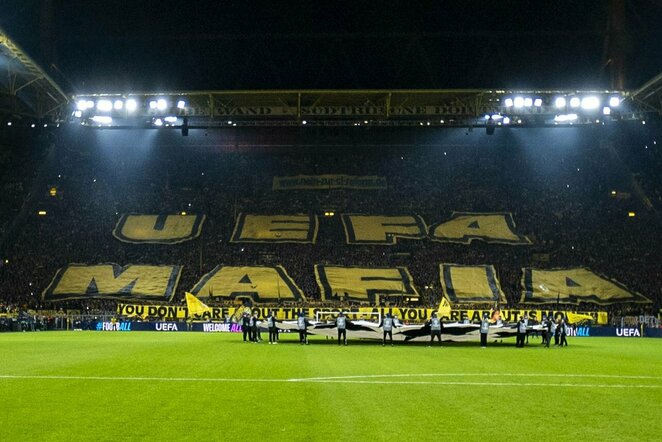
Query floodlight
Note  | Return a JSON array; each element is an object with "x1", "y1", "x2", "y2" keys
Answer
[
  {"x1": 513, "y1": 97, "x2": 524, "y2": 108},
  {"x1": 77, "y1": 100, "x2": 89, "y2": 111},
  {"x1": 86, "y1": 100, "x2": 94, "y2": 109},
  {"x1": 96, "y1": 100, "x2": 113, "y2": 112},
  {"x1": 114, "y1": 100, "x2": 124, "y2": 110},
  {"x1": 177, "y1": 100, "x2": 186, "y2": 109},
  {"x1": 602, "y1": 107, "x2": 611, "y2": 115},
  {"x1": 504, "y1": 98, "x2": 514, "y2": 107},
  {"x1": 609, "y1": 96, "x2": 620, "y2": 107},
  {"x1": 503, "y1": 117, "x2": 510, "y2": 124},
  {"x1": 523, "y1": 98, "x2": 533, "y2": 107},
  {"x1": 149, "y1": 100, "x2": 157, "y2": 109},
  {"x1": 91, "y1": 116, "x2": 112, "y2": 125},
  {"x1": 73, "y1": 110, "x2": 82, "y2": 118},
  {"x1": 533, "y1": 98, "x2": 542, "y2": 107},
  {"x1": 581, "y1": 96, "x2": 600, "y2": 110},
  {"x1": 569, "y1": 97, "x2": 580, "y2": 108},
  {"x1": 164, "y1": 116, "x2": 178, "y2": 123},
  {"x1": 125, "y1": 99, "x2": 138, "y2": 112},
  {"x1": 554, "y1": 97, "x2": 566, "y2": 108},
  {"x1": 154, "y1": 118, "x2": 163, "y2": 126},
  {"x1": 157, "y1": 99, "x2": 168, "y2": 111},
  {"x1": 554, "y1": 114, "x2": 578, "y2": 122}
]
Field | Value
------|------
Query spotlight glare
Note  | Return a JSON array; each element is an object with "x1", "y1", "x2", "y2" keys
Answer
[
  {"x1": 569, "y1": 97, "x2": 580, "y2": 108},
  {"x1": 177, "y1": 100, "x2": 186, "y2": 109},
  {"x1": 126, "y1": 99, "x2": 138, "y2": 112},
  {"x1": 609, "y1": 97, "x2": 620, "y2": 107},
  {"x1": 603, "y1": 107, "x2": 611, "y2": 115},
  {"x1": 96, "y1": 100, "x2": 113, "y2": 112},
  {"x1": 156, "y1": 99, "x2": 168, "y2": 111},
  {"x1": 554, "y1": 113, "x2": 578, "y2": 123},
  {"x1": 504, "y1": 98, "x2": 514, "y2": 107},
  {"x1": 581, "y1": 96, "x2": 600, "y2": 110},
  {"x1": 533, "y1": 98, "x2": 542, "y2": 107},
  {"x1": 91, "y1": 115, "x2": 112, "y2": 125},
  {"x1": 113, "y1": 100, "x2": 124, "y2": 110},
  {"x1": 555, "y1": 97, "x2": 566, "y2": 108},
  {"x1": 513, "y1": 97, "x2": 524, "y2": 108},
  {"x1": 523, "y1": 97, "x2": 533, "y2": 107},
  {"x1": 149, "y1": 100, "x2": 157, "y2": 109},
  {"x1": 76, "y1": 100, "x2": 89, "y2": 111}
]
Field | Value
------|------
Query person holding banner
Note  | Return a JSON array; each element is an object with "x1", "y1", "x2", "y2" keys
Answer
[
  {"x1": 335, "y1": 311, "x2": 349, "y2": 345},
  {"x1": 554, "y1": 318, "x2": 561, "y2": 346},
  {"x1": 540, "y1": 315, "x2": 549, "y2": 347},
  {"x1": 426, "y1": 312, "x2": 443, "y2": 346},
  {"x1": 297, "y1": 312, "x2": 311, "y2": 345},
  {"x1": 267, "y1": 311, "x2": 279, "y2": 345},
  {"x1": 516, "y1": 317, "x2": 527, "y2": 347},
  {"x1": 379, "y1": 313, "x2": 397, "y2": 346},
  {"x1": 480, "y1": 313, "x2": 490, "y2": 348},
  {"x1": 549, "y1": 317, "x2": 557, "y2": 346}
]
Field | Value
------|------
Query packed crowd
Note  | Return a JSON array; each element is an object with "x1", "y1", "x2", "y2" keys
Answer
[{"x1": 0, "y1": 121, "x2": 660, "y2": 316}]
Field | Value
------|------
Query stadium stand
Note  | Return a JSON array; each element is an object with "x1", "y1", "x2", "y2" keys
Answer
[{"x1": 0, "y1": 121, "x2": 660, "y2": 319}]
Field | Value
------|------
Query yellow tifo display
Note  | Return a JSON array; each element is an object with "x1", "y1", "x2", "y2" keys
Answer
[
  {"x1": 113, "y1": 214, "x2": 206, "y2": 244},
  {"x1": 42, "y1": 264, "x2": 182, "y2": 301},
  {"x1": 341, "y1": 214, "x2": 427, "y2": 244},
  {"x1": 190, "y1": 265, "x2": 305, "y2": 302},
  {"x1": 520, "y1": 268, "x2": 651, "y2": 305},
  {"x1": 431, "y1": 212, "x2": 531, "y2": 244},
  {"x1": 230, "y1": 213, "x2": 318, "y2": 243},
  {"x1": 440, "y1": 264, "x2": 507, "y2": 303},
  {"x1": 315, "y1": 265, "x2": 418, "y2": 303}
]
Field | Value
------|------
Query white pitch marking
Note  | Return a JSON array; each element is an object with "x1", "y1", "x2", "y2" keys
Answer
[
  {"x1": 288, "y1": 373, "x2": 662, "y2": 382},
  {"x1": 0, "y1": 373, "x2": 660, "y2": 389}
]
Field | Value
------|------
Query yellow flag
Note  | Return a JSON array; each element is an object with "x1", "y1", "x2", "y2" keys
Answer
[
  {"x1": 437, "y1": 297, "x2": 452, "y2": 318},
  {"x1": 566, "y1": 312, "x2": 594, "y2": 325},
  {"x1": 185, "y1": 292, "x2": 211, "y2": 317}
]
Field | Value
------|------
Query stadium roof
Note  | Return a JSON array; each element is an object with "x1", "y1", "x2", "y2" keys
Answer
[{"x1": 0, "y1": 26, "x2": 68, "y2": 121}]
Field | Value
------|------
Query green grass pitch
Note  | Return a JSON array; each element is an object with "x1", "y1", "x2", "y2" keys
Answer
[{"x1": 1, "y1": 332, "x2": 661, "y2": 441}]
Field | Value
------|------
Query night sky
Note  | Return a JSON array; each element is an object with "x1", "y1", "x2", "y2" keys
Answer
[{"x1": 1, "y1": 0, "x2": 660, "y2": 93}]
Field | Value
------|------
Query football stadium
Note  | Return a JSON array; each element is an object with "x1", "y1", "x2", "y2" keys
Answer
[{"x1": 1, "y1": 1, "x2": 661, "y2": 440}]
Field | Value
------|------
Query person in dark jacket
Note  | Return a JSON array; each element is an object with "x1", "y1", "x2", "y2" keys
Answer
[
  {"x1": 516, "y1": 317, "x2": 527, "y2": 347},
  {"x1": 267, "y1": 310, "x2": 279, "y2": 344},
  {"x1": 540, "y1": 315, "x2": 549, "y2": 347},
  {"x1": 241, "y1": 312, "x2": 251, "y2": 342},
  {"x1": 297, "y1": 312, "x2": 311, "y2": 345},
  {"x1": 479, "y1": 313, "x2": 490, "y2": 348},
  {"x1": 559, "y1": 318, "x2": 569, "y2": 347},
  {"x1": 426, "y1": 312, "x2": 443, "y2": 346},
  {"x1": 335, "y1": 311, "x2": 351, "y2": 346},
  {"x1": 250, "y1": 312, "x2": 260, "y2": 343},
  {"x1": 378, "y1": 313, "x2": 398, "y2": 346}
]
